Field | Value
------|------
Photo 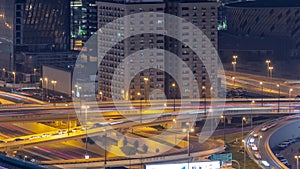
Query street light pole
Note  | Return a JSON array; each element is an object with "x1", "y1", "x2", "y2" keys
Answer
[
  {"x1": 289, "y1": 88, "x2": 293, "y2": 112},
  {"x1": 40, "y1": 78, "x2": 44, "y2": 101},
  {"x1": 75, "y1": 85, "x2": 82, "y2": 116},
  {"x1": 33, "y1": 68, "x2": 37, "y2": 87},
  {"x1": 144, "y1": 77, "x2": 148, "y2": 103},
  {"x1": 2, "y1": 68, "x2": 5, "y2": 81},
  {"x1": 202, "y1": 86, "x2": 206, "y2": 114},
  {"x1": 183, "y1": 123, "x2": 194, "y2": 160},
  {"x1": 221, "y1": 115, "x2": 226, "y2": 146},
  {"x1": 295, "y1": 155, "x2": 300, "y2": 169},
  {"x1": 232, "y1": 76, "x2": 235, "y2": 86},
  {"x1": 83, "y1": 105, "x2": 90, "y2": 160},
  {"x1": 172, "y1": 83, "x2": 176, "y2": 111},
  {"x1": 232, "y1": 61, "x2": 237, "y2": 72},
  {"x1": 12, "y1": 71, "x2": 16, "y2": 91},
  {"x1": 277, "y1": 84, "x2": 280, "y2": 112},
  {"x1": 251, "y1": 100, "x2": 255, "y2": 128},
  {"x1": 266, "y1": 59, "x2": 271, "y2": 77},
  {"x1": 104, "y1": 129, "x2": 107, "y2": 169},
  {"x1": 260, "y1": 82, "x2": 263, "y2": 107},
  {"x1": 232, "y1": 55, "x2": 238, "y2": 72},
  {"x1": 137, "y1": 92, "x2": 142, "y2": 124},
  {"x1": 44, "y1": 78, "x2": 48, "y2": 98},
  {"x1": 268, "y1": 66, "x2": 273, "y2": 78},
  {"x1": 99, "y1": 91, "x2": 103, "y2": 102},
  {"x1": 51, "y1": 80, "x2": 57, "y2": 96},
  {"x1": 242, "y1": 116, "x2": 246, "y2": 169}
]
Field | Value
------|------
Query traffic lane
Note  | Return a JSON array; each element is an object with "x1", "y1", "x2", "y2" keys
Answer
[
  {"x1": 256, "y1": 119, "x2": 296, "y2": 168},
  {"x1": 0, "y1": 124, "x2": 35, "y2": 140},
  {"x1": 24, "y1": 143, "x2": 100, "y2": 161},
  {"x1": 0, "y1": 93, "x2": 33, "y2": 104},
  {"x1": 226, "y1": 72, "x2": 299, "y2": 97}
]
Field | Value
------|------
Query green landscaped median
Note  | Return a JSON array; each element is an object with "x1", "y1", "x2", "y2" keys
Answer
[{"x1": 213, "y1": 132, "x2": 260, "y2": 169}]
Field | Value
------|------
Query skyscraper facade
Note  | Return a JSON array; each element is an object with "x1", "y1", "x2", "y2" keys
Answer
[
  {"x1": 97, "y1": 0, "x2": 219, "y2": 101},
  {"x1": 71, "y1": 0, "x2": 97, "y2": 51}
]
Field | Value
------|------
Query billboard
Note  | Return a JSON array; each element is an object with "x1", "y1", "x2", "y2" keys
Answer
[{"x1": 146, "y1": 161, "x2": 220, "y2": 169}]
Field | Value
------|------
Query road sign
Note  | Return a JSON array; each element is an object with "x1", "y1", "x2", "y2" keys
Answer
[{"x1": 209, "y1": 153, "x2": 232, "y2": 166}]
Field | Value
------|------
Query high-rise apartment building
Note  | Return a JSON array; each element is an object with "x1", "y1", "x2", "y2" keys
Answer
[
  {"x1": 97, "y1": 0, "x2": 219, "y2": 101},
  {"x1": 71, "y1": 0, "x2": 97, "y2": 51}
]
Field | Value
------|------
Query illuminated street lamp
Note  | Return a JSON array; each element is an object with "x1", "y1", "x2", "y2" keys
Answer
[
  {"x1": 260, "y1": 82, "x2": 263, "y2": 107},
  {"x1": 295, "y1": 155, "x2": 300, "y2": 169},
  {"x1": 44, "y1": 78, "x2": 48, "y2": 97},
  {"x1": 289, "y1": 88, "x2": 293, "y2": 112},
  {"x1": 75, "y1": 84, "x2": 82, "y2": 116},
  {"x1": 241, "y1": 117, "x2": 246, "y2": 142},
  {"x1": 137, "y1": 92, "x2": 142, "y2": 123},
  {"x1": 65, "y1": 104, "x2": 70, "y2": 135},
  {"x1": 99, "y1": 91, "x2": 103, "y2": 102},
  {"x1": 221, "y1": 115, "x2": 226, "y2": 146},
  {"x1": 12, "y1": 72, "x2": 16, "y2": 91},
  {"x1": 232, "y1": 76, "x2": 235, "y2": 86},
  {"x1": 202, "y1": 86, "x2": 207, "y2": 114},
  {"x1": 268, "y1": 66, "x2": 273, "y2": 78},
  {"x1": 144, "y1": 77, "x2": 149, "y2": 103},
  {"x1": 250, "y1": 100, "x2": 255, "y2": 128},
  {"x1": 40, "y1": 78, "x2": 44, "y2": 101},
  {"x1": 277, "y1": 84, "x2": 280, "y2": 112},
  {"x1": 82, "y1": 105, "x2": 90, "y2": 160},
  {"x1": 233, "y1": 55, "x2": 238, "y2": 62},
  {"x1": 289, "y1": 88, "x2": 294, "y2": 98},
  {"x1": 182, "y1": 122, "x2": 194, "y2": 158},
  {"x1": 232, "y1": 55, "x2": 238, "y2": 72},
  {"x1": 2, "y1": 68, "x2": 5, "y2": 80},
  {"x1": 51, "y1": 80, "x2": 57, "y2": 96},
  {"x1": 232, "y1": 61, "x2": 237, "y2": 72},
  {"x1": 266, "y1": 59, "x2": 271, "y2": 76},
  {"x1": 172, "y1": 83, "x2": 176, "y2": 111},
  {"x1": 242, "y1": 116, "x2": 246, "y2": 169}
]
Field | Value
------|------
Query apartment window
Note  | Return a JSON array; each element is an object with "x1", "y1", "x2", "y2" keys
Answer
[{"x1": 184, "y1": 89, "x2": 190, "y2": 93}]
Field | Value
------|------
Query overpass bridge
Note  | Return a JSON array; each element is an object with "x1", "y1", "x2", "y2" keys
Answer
[{"x1": 0, "y1": 105, "x2": 298, "y2": 152}]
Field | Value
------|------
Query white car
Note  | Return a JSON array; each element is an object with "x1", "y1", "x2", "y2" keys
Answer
[
  {"x1": 261, "y1": 160, "x2": 270, "y2": 167},
  {"x1": 251, "y1": 144, "x2": 258, "y2": 151}
]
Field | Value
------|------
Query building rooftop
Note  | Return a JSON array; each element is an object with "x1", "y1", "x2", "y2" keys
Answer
[{"x1": 227, "y1": 0, "x2": 300, "y2": 8}]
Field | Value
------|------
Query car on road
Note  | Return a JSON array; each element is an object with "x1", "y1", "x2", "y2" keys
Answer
[
  {"x1": 251, "y1": 144, "x2": 258, "y2": 151},
  {"x1": 253, "y1": 132, "x2": 259, "y2": 138},
  {"x1": 261, "y1": 160, "x2": 270, "y2": 167},
  {"x1": 261, "y1": 126, "x2": 268, "y2": 132},
  {"x1": 249, "y1": 137, "x2": 255, "y2": 143},
  {"x1": 14, "y1": 138, "x2": 24, "y2": 142},
  {"x1": 253, "y1": 152, "x2": 261, "y2": 159}
]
